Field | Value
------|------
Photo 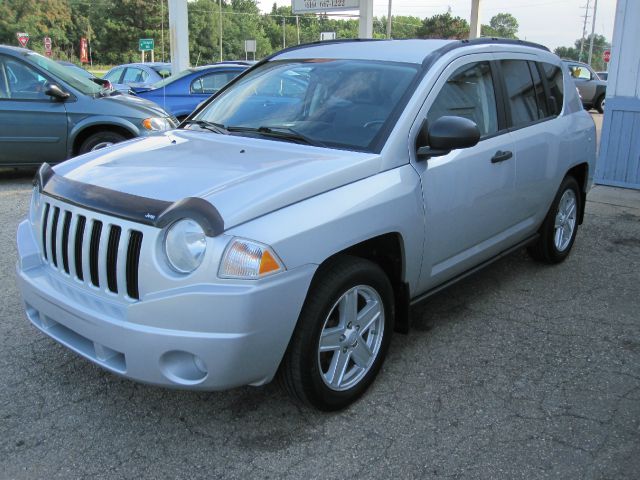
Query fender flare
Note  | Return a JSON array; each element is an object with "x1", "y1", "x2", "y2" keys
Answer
[{"x1": 68, "y1": 116, "x2": 141, "y2": 156}]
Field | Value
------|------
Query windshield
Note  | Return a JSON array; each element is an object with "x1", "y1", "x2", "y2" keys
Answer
[
  {"x1": 151, "y1": 65, "x2": 172, "y2": 78},
  {"x1": 193, "y1": 59, "x2": 420, "y2": 151},
  {"x1": 25, "y1": 52, "x2": 102, "y2": 95},
  {"x1": 152, "y1": 68, "x2": 194, "y2": 88}
]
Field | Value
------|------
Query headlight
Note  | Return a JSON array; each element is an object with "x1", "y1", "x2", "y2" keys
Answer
[
  {"x1": 163, "y1": 219, "x2": 207, "y2": 273},
  {"x1": 142, "y1": 117, "x2": 173, "y2": 131},
  {"x1": 219, "y1": 238, "x2": 285, "y2": 279}
]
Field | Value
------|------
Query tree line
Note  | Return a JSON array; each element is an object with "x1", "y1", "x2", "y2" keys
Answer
[{"x1": 0, "y1": 0, "x2": 607, "y2": 71}]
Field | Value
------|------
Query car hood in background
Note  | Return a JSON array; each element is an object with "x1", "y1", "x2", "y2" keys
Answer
[
  {"x1": 53, "y1": 130, "x2": 382, "y2": 230},
  {"x1": 98, "y1": 92, "x2": 169, "y2": 117}
]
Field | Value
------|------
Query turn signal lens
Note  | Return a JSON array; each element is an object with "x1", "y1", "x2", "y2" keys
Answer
[{"x1": 219, "y1": 238, "x2": 285, "y2": 279}]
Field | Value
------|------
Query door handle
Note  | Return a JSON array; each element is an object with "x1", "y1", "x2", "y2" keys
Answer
[{"x1": 491, "y1": 150, "x2": 513, "y2": 163}]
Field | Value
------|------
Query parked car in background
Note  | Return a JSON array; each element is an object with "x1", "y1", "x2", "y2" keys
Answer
[
  {"x1": 133, "y1": 63, "x2": 249, "y2": 120},
  {"x1": 563, "y1": 59, "x2": 607, "y2": 113},
  {"x1": 103, "y1": 62, "x2": 172, "y2": 93},
  {"x1": 17, "y1": 39, "x2": 595, "y2": 410},
  {"x1": 0, "y1": 46, "x2": 177, "y2": 166},
  {"x1": 57, "y1": 60, "x2": 113, "y2": 90},
  {"x1": 596, "y1": 71, "x2": 608, "y2": 81}
]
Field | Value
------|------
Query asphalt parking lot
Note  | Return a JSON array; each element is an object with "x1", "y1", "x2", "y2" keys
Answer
[{"x1": 1, "y1": 161, "x2": 639, "y2": 477}]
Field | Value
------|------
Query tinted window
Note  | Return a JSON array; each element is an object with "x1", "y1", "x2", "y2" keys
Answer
[
  {"x1": 542, "y1": 63, "x2": 564, "y2": 115},
  {"x1": 427, "y1": 61, "x2": 498, "y2": 137},
  {"x1": 122, "y1": 67, "x2": 148, "y2": 83},
  {"x1": 528, "y1": 61, "x2": 549, "y2": 119},
  {"x1": 191, "y1": 72, "x2": 238, "y2": 94},
  {"x1": 501, "y1": 60, "x2": 538, "y2": 128},
  {"x1": 103, "y1": 67, "x2": 123, "y2": 83}
]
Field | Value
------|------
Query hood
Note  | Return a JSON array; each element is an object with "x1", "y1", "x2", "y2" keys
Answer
[
  {"x1": 54, "y1": 130, "x2": 382, "y2": 231},
  {"x1": 98, "y1": 92, "x2": 170, "y2": 117}
]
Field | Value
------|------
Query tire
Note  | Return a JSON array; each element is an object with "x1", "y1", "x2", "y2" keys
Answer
[
  {"x1": 528, "y1": 176, "x2": 581, "y2": 264},
  {"x1": 78, "y1": 131, "x2": 127, "y2": 154},
  {"x1": 595, "y1": 95, "x2": 605, "y2": 114},
  {"x1": 278, "y1": 255, "x2": 394, "y2": 411}
]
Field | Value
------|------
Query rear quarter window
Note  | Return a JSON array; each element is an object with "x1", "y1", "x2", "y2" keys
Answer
[{"x1": 541, "y1": 63, "x2": 564, "y2": 116}]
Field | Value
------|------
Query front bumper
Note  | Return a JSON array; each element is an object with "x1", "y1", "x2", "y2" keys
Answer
[{"x1": 16, "y1": 219, "x2": 316, "y2": 390}]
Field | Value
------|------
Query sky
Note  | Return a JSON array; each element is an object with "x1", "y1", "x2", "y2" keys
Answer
[{"x1": 258, "y1": 0, "x2": 618, "y2": 51}]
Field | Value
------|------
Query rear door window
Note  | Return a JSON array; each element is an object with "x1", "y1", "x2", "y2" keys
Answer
[
  {"x1": 103, "y1": 67, "x2": 124, "y2": 83},
  {"x1": 122, "y1": 67, "x2": 148, "y2": 83},
  {"x1": 541, "y1": 63, "x2": 564, "y2": 115},
  {"x1": 191, "y1": 72, "x2": 238, "y2": 94},
  {"x1": 427, "y1": 61, "x2": 498, "y2": 137},
  {"x1": 500, "y1": 60, "x2": 538, "y2": 128},
  {"x1": 528, "y1": 61, "x2": 550, "y2": 119}
]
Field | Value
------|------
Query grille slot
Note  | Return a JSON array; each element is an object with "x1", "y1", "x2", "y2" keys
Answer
[
  {"x1": 106, "y1": 226, "x2": 122, "y2": 293},
  {"x1": 126, "y1": 231, "x2": 143, "y2": 300},
  {"x1": 61, "y1": 211, "x2": 72, "y2": 274},
  {"x1": 74, "y1": 215, "x2": 86, "y2": 280},
  {"x1": 40, "y1": 201, "x2": 143, "y2": 301},
  {"x1": 89, "y1": 221, "x2": 103, "y2": 287},
  {"x1": 41, "y1": 203, "x2": 50, "y2": 260},
  {"x1": 50, "y1": 207, "x2": 60, "y2": 267}
]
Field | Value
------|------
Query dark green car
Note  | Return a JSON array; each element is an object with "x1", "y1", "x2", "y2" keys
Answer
[{"x1": 0, "y1": 46, "x2": 177, "y2": 167}]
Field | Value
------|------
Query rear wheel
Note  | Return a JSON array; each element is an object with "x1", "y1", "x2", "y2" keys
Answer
[
  {"x1": 528, "y1": 176, "x2": 581, "y2": 264},
  {"x1": 278, "y1": 256, "x2": 394, "y2": 411},
  {"x1": 78, "y1": 131, "x2": 127, "y2": 154}
]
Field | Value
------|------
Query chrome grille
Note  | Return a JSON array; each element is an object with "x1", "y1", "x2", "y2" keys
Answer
[{"x1": 40, "y1": 200, "x2": 144, "y2": 300}]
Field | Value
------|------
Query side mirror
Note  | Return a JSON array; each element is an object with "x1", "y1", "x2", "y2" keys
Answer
[
  {"x1": 45, "y1": 83, "x2": 70, "y2": 101},
  {"x1": 417, "y1": 116, "x2": 481, "y2": 159}
]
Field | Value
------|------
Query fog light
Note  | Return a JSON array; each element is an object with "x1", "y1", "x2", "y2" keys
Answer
[{"x1": 159, "y1": 350, "x2": 208, "y2": 384}]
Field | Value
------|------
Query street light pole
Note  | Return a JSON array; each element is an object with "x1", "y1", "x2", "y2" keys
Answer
[
  {"x1": 386, "y1": 0, "x2": 392, "y2": 39},
  {"x1": 219, "y1": 0, "x2": 223, "y2": 61},
  {"x1": 470, "y1": 0, "x2": 481, "y2": 39},
  {"x1": 588, "y1": 0, "x2": 598, "y2": 65}
]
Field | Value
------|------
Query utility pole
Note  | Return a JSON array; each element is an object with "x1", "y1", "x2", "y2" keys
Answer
[
  {"x1": 579, "y1": 0, "x2": 591, "y2": 62},
  {"x1": 219, "y1": 0, "x2": 223, "y2": 61},
  {"x1": 587, "y1": 0, "x2": 598, "y2": 66},
  {"x1": 358, "y1": 0, "x2": 373, "y2": 38},
  {"x1": 282, "y1": 17, "x2": 286, "y2": 49},
  {"x1": 386, "y1": 0, "x2": 392, "y2": 39},
  {"x1": 168, "y1": 0, "x2": 189, "y2": 73},
  {"x1": 161, "y1": 0, "x2": 164, "y2": 62},
  {"x1": 470, "y1": 0, "x2": 481, "y2": 39},
  {"x1": 296, "y1": 15, "x2": 300, "y2": 45}
]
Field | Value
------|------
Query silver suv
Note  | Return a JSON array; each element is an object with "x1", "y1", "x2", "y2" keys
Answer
[{"x1": 17, "y1": 39, "x2": 596, "y2": 411}]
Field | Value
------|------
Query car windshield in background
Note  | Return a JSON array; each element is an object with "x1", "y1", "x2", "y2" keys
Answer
[
  {"x1": 193, "y1": 59, "x2": 420, "y2": 151},
  {"x1": 25, "y1": 52, "x2": 103, "y2": 96},
  {"x1": 151, "y1": 65, "x2": 172, "y2": 78}
]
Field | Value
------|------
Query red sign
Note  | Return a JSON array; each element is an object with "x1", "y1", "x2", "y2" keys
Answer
[
  {"x1": 44, "y1": 37, "x2": 52, "y2": 57},
  {"x1": 603, "y1": 49, "x2": 611, "y2": 63},
  {"x1": 16, "y1": 32, "x2": 29, "y2": 48},
  {"x1": 80, "y1": 37, "x2": 88, "y2": 64}
]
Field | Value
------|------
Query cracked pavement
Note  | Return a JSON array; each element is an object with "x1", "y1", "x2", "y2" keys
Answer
[{"x1": 1, "y1": 168, "x2": 639, "y2": 479}]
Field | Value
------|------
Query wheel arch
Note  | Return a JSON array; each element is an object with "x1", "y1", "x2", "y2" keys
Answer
[
  {"x1": 566, "y1": 162, "x2": 589, "y2": 224},
  {"x1": 69, "y1": 119, "x2": 139, "y2": 156},
  {"x1": 314, "y1": 233, "x2": 411, "y2": 334}
]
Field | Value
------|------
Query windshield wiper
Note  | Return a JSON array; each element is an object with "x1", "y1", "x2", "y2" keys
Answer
[
  {"x1": 182, "y1": 119, "x2": 229, "y2": 135},
  {"x1": 226, "y1": 125, "x2": 325, "y2": 147}
]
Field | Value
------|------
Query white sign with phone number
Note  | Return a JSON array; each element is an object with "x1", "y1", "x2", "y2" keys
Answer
[{"x1": 292, "y1": 0, "x2": 359, "y2": 13}]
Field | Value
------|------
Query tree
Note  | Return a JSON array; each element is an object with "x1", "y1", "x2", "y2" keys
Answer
[
  {"x1": 481, "y1": 13, "x2": 518, "y2": 39},
  {"x1": 417, "y1": 12, "x2": 469, "y2": 39},
  {"x1": 554, "y1": 33, "x2": 610, "y2": 71}
]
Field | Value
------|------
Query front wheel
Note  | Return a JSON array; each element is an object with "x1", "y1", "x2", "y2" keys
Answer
[
  {"x1": 278, "y1": 256, "x2": 394, "y2": 411},
  {"x1": 78, "y1": 131, "x2": 127, "y2": 154},
  {"x1": 528, "y1": 176, "x2": 581, "y2": 264}
]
